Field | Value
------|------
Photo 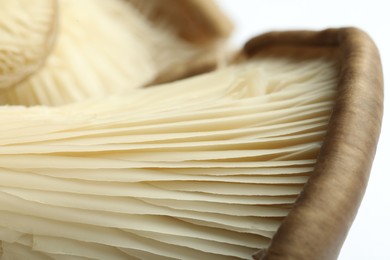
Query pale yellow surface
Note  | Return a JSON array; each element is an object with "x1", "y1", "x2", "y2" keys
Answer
[
  {"x1": 0, "y1": 55, "x2": 337, "y2": 259},
  {"x1": 0, "y1": 0, "x2": 337, "y2": 259}
]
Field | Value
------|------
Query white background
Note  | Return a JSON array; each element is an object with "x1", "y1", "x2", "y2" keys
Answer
[{"x1": 214, "y1": 1, "x2": 389, "y2": 259}]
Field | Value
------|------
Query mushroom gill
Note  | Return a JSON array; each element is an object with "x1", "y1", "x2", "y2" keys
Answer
[
  {"x1": 0, "y1": 0, "x2": 227, "y2": 106},
  {"x1": 0, "y1": 55, "x2": 338, "y2": 259},
  {"x1": 0, "y1": 0, "x2": 57, "y2": 90}
]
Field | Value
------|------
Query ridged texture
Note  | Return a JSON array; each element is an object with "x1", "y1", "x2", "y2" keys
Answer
[
  {"x1": 0, "y1": 0, "x2": 57, "y2": 90},
  {"x1": 0, "y1": 0, "x2": 220, "y2": 106},
  {"x1": 0, "y1": 57, "x2": 337, "y2": 259}
]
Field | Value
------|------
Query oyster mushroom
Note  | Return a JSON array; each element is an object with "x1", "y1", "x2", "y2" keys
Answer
[
  {"x1": 0, "y1": 0, "x2": 231, "y2": 106},
  {"x1": 0, "y1": 55, "x2": 338, "y2": 259},
  {"x1": 1, "y1": 1, "x2": 374, "y2": 260}
]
